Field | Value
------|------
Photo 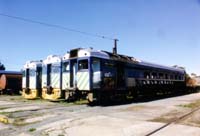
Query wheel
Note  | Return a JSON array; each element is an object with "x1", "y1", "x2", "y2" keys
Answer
[
  {"x1": 65, "y1": 91, "x2": 70, "y2": 100},
  {"x1": 87, "y1": 93, "x2": 94, "y2": 103}
]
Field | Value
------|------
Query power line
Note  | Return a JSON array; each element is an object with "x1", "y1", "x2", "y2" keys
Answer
[{"x1": 0, "y1": 12, "x2": 115, "y2": 40}]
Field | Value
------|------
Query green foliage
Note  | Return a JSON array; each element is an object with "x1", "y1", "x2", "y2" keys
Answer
[{"x1": 0, "y1": 62, "x2": 5, "y2": 70}]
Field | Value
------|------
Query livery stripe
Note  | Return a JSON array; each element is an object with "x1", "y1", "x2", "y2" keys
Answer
[
  {"x1": 77, "y1": 72, "x2": 89, "y2": 90},
  {"x1": 51, "y1": 73, "x2": 60, "y2": 88},
  {"x1": 62, "y1": 73, "x2": 70, "y2": 89}
]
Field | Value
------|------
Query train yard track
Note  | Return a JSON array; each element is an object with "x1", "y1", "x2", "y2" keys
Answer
[
  {"x1": 145, "y1": 106, "x2": 200, "y2": 136},
  {"x1": 1, "y1": 93, "x2": 200, "y2": 136}
]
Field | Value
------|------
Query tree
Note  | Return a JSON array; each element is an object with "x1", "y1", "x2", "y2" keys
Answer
[{"x1": 0, "y1": 62, "x2": 5, "y2": 70}]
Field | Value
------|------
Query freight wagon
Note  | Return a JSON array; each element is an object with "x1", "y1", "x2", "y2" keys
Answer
[{"x1": 0, "y1": 70, "x2": 22, "y2": 95}]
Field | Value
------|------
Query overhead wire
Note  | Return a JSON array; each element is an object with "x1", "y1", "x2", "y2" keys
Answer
[{"x1": 0, "y1": 12, "x2": 115, "y2": 41}]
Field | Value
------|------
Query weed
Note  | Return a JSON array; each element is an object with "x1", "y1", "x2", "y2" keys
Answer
[
  {"x1": 29, "y1": 128, "x2": 36, "y2": 132},
  {"x1": 178, "y1": 100, "x2": 200, "y2": 109}
]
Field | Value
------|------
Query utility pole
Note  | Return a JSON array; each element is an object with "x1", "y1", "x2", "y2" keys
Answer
[{"x1": 113, "y1": 39, "x2": 118, "y2": 54}]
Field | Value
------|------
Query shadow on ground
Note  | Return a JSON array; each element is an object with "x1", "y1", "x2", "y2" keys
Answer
[{"x1": 89, "y1": 90, "x2": 200, "y2": 107}]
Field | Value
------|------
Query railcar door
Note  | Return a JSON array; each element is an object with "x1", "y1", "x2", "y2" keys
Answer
[
  {"x1": 36, "y1": 67, "x2": 42, "y2": 90},
  {"x1": 116, "y1": 63, "x2": 125, "y2": 88},
  {"x1": 62, "y1": 61, "x2": 70, "y2": 90},
  {"x1": 92, "y1": 58, "x2": 101, "y2": 89},
  {"x1": 70, "y1": 60, "x2": 77, "y2": 88},
  {"x1": 25, "y1": 69, "x2": 30, "y2": 89},
  {"x1": 77, "y1": 59, "x2": 90, "y2": 90},
  {"x1": 102, "y1": 61, "x2": 116, "y2": 90},
  {"x1": 51, "y1": 63, "x2": 61, "y2": 89},
  {"x1": 29, "y1": 69, "x2": 36, "y2": 89},
  {"x1": 42, "y1": 65, "x2": 47, "y2": 88},
  {"x1": 46, "y1": 64, "x2": 51, "y2": 87}
]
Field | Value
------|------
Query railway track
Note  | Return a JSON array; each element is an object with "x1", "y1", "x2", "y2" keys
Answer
[{"x1": 145, "y1": 106, "x2": 200, "y2": 136}]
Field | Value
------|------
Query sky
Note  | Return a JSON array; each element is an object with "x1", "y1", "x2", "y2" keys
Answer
[{"x1": 0, "y1": 0, "x2": 200, "y2": 75}]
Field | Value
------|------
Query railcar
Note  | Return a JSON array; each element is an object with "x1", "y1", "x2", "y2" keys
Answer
[
  {"x1": 22, "y1": 61, "x2": 42, "y2": 99},
  {"x1": 67, "y1": 48, "x2": 186, "y2": 102},
  {"x1": 42, "y1": 55, "x2": 63, "y2": 100},
  {"x1": 0, "y1": 70, "x2": 22, "y2": 95}
]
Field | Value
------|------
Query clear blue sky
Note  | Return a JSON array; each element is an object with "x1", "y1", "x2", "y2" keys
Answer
[{"x1": 0, "y1": 0, "x2": 200, "y2": 75}]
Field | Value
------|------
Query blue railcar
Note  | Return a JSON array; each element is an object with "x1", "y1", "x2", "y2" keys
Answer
[{"x1": 66, "y1": 48, "x2": 186, "y2": 102}]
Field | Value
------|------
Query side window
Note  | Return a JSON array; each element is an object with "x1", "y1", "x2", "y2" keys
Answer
[
  {"x1": 62, "y1": 62, "x2": 69, "y2": 72},
  {"x1": 159, "y1": 73, "x2": 164, "y2": 79},
  {"x1": 78, "y1": 59, "x2": 88, "y2": 70},
  {"x1": 151, "y1": 72, "x2": 157, "y2": 79},
  {"x1": 170, "y1": 74, "x2": 174, "y2": 80},
  {"x1": 175, "y1": 75, "x2": 178, "y2": 80},
  {"x1": 92, "y1": 58, "x2": 100, "y2": 72},
  {"x1": 144, "y1": 72, "x2": 150, "y2": 79},
  {"x1": 165, "y1": 74, "x2": 169, "y2": 79}
]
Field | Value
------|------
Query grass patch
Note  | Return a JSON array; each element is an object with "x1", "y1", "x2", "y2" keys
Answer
[
  {"x1": 0, "y1": 107, "x2": 9, "y2": 110},
  {"x1": 29, "y1": 128, "x2": 36, "y2": 132},
  {"x1": 74, "y1": 99, "x2": 88, "y2": 105},
  {"x1": 57, "y1": 99, "x2": 88, "y2": 106},
  {"x1": 0, "y1": 112, "x2": 10, "y2": 116},
  {"x1": 178, "y1": 100, "x2": 200, "y2": 109},
  {"x1": 150, "y1": 110, "x2": 183, "y2": 123}
]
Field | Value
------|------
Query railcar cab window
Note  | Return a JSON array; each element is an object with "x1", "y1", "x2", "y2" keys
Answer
[
  {"x1": 78, "y1": 59, "x2": 88, "y2": 70},
  {"x1": 42, "y1": 66, "x2": 47, "y2": 74},
  {"x1": 52, "y1": 64, "x2": 60, "y2": 73},
  {"x1": 62, "y1": 62, "x2": 69, "y2": 72},
  {"x1": 22, "y1": 70, "x2": 26, "y2": 77},
  {"x1": 29, "y1": 69, "x2": 36, "y2": 77}
]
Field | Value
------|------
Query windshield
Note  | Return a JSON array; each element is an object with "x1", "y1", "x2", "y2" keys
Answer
[
  {"x1": 22, "y1": 70, "x2": 26, "y2": 77},
  {"x1": 52, "y1": 63, "x2": 60, "y2": 73},
  {"x1": 42, "y1": 65, "x2": 47, "y2": 75},
  {"x1": 78, "y1": 59, "x2": 88, "y2": 70},
  {"x1": 29, "y1": 69, "x2": 36, "y2": 77},
  {"x1": 62, "y1": 62, "x2": 69, "y2": 72}
]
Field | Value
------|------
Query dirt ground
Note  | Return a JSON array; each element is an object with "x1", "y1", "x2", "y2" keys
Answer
[{"x1": 1, "y1": 93, "x2": 200, "y2": 136}]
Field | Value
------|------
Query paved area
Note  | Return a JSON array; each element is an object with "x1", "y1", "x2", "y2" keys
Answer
[{"x1": 0, "y1": 93, "x2": 200, "y2": 136}]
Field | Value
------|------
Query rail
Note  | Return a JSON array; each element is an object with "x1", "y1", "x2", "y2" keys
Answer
[{"x1": 145, "y1": 106, "x2": 200, "y2": 136}]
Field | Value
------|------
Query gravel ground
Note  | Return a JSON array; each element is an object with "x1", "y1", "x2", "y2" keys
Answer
[{"x1": 0, "y1": 93, "x2": 200, "y2": 136}]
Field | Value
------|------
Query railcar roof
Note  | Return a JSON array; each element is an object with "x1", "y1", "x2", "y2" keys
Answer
[
  {"x1": 0, "y1": 70, "x2": 22, "y2": 75},
  {"x1": 69, "y1": 48, "x2": 185, "y2": 73},
  {"x1": 101, "y1": 50, "x2": 185, "y2": 73},
  {"x1": 23, "y1": 60, "x2": 43, "y2": 69},
  {"x1": 43, "y1": 55, "x2": 62, "y2": 64},
  {"x1": 139, "y1": 61, "x2": 185, "y2": 73}
]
